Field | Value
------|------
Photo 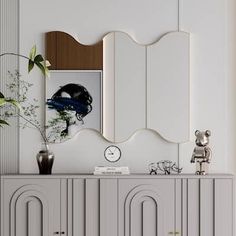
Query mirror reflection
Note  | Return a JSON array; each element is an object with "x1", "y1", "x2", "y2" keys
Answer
[{"x1": 45, "y1": 31, "x2": 189, "y2": 144}]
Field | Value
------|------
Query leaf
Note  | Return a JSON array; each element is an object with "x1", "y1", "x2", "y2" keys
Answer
[
  {"x1": 44, "y1": 66, "x2": 50, "y2": 78},
  {"x1": 45, "y1": 60, "x2": 51, "y2": 67},
  {"x1": 0, "y1": 98, "x2": 6, "y2": 106},
  {"x1": 29, "y1": 45, "x2": 36, "y2": 60},
  {"x1": 6, "y1": 99, "x2": 21, "y2": 110},
  {"x1": 0, "y1": 98, "x2": 21, "y2": 109},
  {"x1": 0, "y1": 119, "x2": 9, "y2": 126},
  {"x1": 0, "y1": 92, "x2": 4, "y2": 98},
  {"x1": 34, "y1": 54, "x2": 44, "y2": 63},
  {"x1": 35, "y1": 61, "x2": 46, "y2": 76},
  {"x1": 28, "y1": 59, "x2": 34, "y2": 73},
  {"x1": 44, "y1": 60, "x2": 51, "y2": 78}
]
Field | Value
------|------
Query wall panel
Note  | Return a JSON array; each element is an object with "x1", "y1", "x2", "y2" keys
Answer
[
  {"x1": 178, "y1": 0, "x2": 229, "y2": 173},
  {"x1": 0, "y1": 0, "x2": 19, "y2": 173}
]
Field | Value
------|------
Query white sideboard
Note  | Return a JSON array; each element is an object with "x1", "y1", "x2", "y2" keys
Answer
[{"x1": 0, "y1": 174, "x2": 234, "y2": 236}]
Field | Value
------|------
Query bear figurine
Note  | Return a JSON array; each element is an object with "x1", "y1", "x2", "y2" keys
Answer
[{"x1": 191, "y1": 130, "x2": 211, "y2": 175}]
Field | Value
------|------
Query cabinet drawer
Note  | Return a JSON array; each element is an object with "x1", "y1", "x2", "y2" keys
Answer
[
  {"x1": 118, "y1": 179, "x2": 175, "y2": 236},
  {"x1": 1, "y1": 178, "x2": 61, "y2": 236}
]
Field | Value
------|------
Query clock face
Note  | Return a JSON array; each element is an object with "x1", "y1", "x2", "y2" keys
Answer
[{"x1": 104, "y1": 145, "x2": 121, "y2": 162}]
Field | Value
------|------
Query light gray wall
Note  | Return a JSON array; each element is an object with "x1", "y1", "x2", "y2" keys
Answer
[
  {"x1": 0, "y1": 0, "x2": 19, "y2": 173},
  {"x1": 0, "y1": 0, "x2": 234, "y2": 174}
]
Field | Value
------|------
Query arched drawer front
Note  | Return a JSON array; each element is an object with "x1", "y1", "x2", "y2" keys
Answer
[
  {"x1": 1, "y1": 179, "x2": 61, "y2": 236},
  {"x1": 10, "y1": 185, "x2": 49, "y2": 236},
  {"x1": 119, "y1": 180, "x2": 175, "y2": 236},
  {"x1": 125, "y1": 186, "x2": 162, "y2": 236}
]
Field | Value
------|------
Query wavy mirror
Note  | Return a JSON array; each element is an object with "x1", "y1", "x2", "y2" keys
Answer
[{"x1": 45, "y1": 31, "x2": 190, "y2": 143}]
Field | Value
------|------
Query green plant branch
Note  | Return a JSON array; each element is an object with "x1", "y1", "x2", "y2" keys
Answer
[
  {"x1": 0, "y1": 45, "x2": 51, "y2": 129},
  {"x1": 0, "y1": 53, "x2": 30, "y2": 60},
  {"x1": 18, "y1": 113, "x2": 48, "y2": 146}
]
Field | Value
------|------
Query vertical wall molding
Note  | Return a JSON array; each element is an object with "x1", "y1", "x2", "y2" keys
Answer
[
  {"x1": 0, "y1": 0, "x2": 19, "y2": 173},
  {"x1": 178, "y1": 0, "x2": 183, "y2": 31},
  {"x1": 145, "y1": 45, "x2": 147, "y2": 129}
]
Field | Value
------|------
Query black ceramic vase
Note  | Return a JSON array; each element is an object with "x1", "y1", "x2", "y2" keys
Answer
[{"x1": 36, "y1": 145, "x2": 54, "y2": 174}]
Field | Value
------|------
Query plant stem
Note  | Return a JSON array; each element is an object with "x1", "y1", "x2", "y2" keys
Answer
[
  {"x1": 0, "y1": 53, "x2": 30, "y2": 61},
  {"x1": 18, "y1": 113, "x2": 48, "y2": 148}
]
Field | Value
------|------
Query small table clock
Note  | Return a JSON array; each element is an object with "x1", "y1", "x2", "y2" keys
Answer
[{"x1": 104, "y1": 145, "x2": 121, "y2": 162}]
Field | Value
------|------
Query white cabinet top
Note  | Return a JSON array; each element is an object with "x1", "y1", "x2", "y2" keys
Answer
[{"x1": 0, "y1": 174, "x2": 233, "y2": 179}]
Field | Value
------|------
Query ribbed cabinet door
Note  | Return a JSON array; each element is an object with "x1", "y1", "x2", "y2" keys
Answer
[
  {"x1": 67, "y1": 178, "x2": 102, "y2": 236},
  {"x1": 214, "y1": 179, "x2": 234, "y2": 236},
  {"x1": 100, "y1": 179, "x2": 118, "y2": 236},
  {"x1": 71, "y1": 178, "x2": 118, "y2": 236},
  {"x1": 1, "y1": 178, "x2": 61, "y2": 236},
  {"x1": 182, "y1": 179, "x2": 215, "y2": 236},
  {"x1": 182, "y1": 178, "x2": 234, "y2": 236},
  {"x1": 118, "y1": 179, "x2": 175, "y2": 236}
]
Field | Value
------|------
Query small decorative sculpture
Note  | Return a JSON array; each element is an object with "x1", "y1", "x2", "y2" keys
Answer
[
  {"x1": 191, "y1": 130, "x2": 211, "y2": 175},
  {"x1": 149, "y1": 160, "x2": 182, "y2": 175}
]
